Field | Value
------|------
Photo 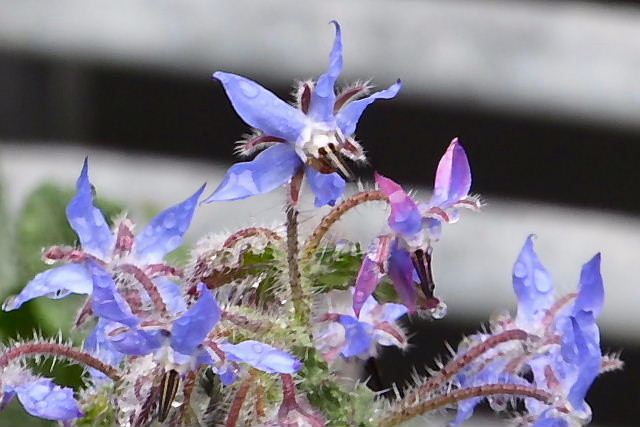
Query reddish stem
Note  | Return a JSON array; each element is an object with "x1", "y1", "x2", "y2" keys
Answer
[
  {"x1": 222, "y1": 227, "x2": 283, "y2": 249},
  {"x1": 0, "y1": 342, "x2": 119, "y2": 380},
  {"x1": 382, "y1": 383, "x2": 553, "y2": 426},
  {"x1": 226, "y1": 370, "x2": 256, "y2": 427},
  {"x1": 303, "y1": 190, "x2": 388, "y2": 261},
  {"x1": 410, "y1": 329, "x2": 529, "y2": 402},
  {"x1": 117, "y1": 264, "x2": 168, "y2": 314}
]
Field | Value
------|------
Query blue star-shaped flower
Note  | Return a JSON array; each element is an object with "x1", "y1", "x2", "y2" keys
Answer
[
  {"x1": 204, "y1": 21, "x2": 402, "y2": 207},
  {"x1": 3, "y1": 159, "x2": 204, "y2": 312}
]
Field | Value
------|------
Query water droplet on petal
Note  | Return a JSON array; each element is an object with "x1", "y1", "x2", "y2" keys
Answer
[
  {"x1": 2, "y1": 295, "x2": 17, "y2": 311},
  {"x1": 163, "y1": 213, "x2": 177, "y2": 229},
  {"x1": 513, "y1": 262, "x2": 527, "y2": 279},
  {"x1": 167, "y1": 235, "x2": 182, "y2": 250},
  {"x1": 239, "y1": 80, "x2": 259, "y2": 98},
  {"x1": 93, "y1": 209, "x2": 106, "y2": 227},
  {"x1": 430, "y1": 301, "x2": 448, "y2": 319},
  {"x1": 354, "y1": 290, "x2": 365, "y2": 301},
  {"x1": 533, "y1": 268, "x2": 552, "y2": 292},
  {"x1": 252, "y1": 343, "x2": 264, "y2": 353}
]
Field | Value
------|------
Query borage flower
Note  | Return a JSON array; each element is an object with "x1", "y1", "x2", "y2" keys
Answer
[
  {"x1": 353, "y1": 139, "x2": 480, "y2": 316},
  {"x1": 204, "y1": 21, "x2": 401, "y2": 207},
  {"x1": 450, "y1": 236, "x2": 609, "y2": 426},
  {"x1": 3, "y1": 159, "x2": 204, "y2": 316},
  {"x1": 0, "y1": 367, "x2": 83, "y2": 422},
  {"x1": 88, "y1": 263, "x2": 300, "y2": 421},
  {"x1": 315, "y1": 289, "x2": 408, "y2": 362}
]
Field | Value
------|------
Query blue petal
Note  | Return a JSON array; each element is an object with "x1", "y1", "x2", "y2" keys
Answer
[
  {"x1": 308, "y1": 21, "x2": 343, "y2": 123},
  {"x1": 337, "y1": 315, "x2": 373, "y2": 358},
  {"x1": 65, "y1": 159, "x2": 115, "y2": 258},
  {"x1": 4, "y1": 264, "x2": 92, "y2": 311},
  {"x1": 15, "y1": 379, "x2": 84, "y2": 421},
  {"x1": 84, "y1": 320, "x2": 124, "y2": 379},
  {"x1": 220, "y1": 341, "x2": 302, "y2": 374},
  {"x1": 88, "y1": 261, "x2": 139, "y2": 328},
  {"x1": 305, "y1": 166, "x2": 345, "y2": 207},
  {"x1": 156, "y1": 278, "x2": 187, "y2": 315},
  {"x1": 388, "y1": 240, "x2": 417, "y2": 312},
  {"x1": 134, "y1": 185, "x2": 205, "y2": 264},
  {"x1": 563, "y1": 313, "x2": 601, "y2": 411},
  {"x1": 381, "y1": 303, "x2": 409, "y2": 323},
  {"x1": 451, "y1": 397, "x2": 482, "y2": 426},
  {"x1": 573, "y1": 253, "x2": 604, "y2": 318},
  {"x1": 336, "y1": 80, "x2": 402, "y2": 136},
  {"x1": 108, "y1": 327, "x2": 163, "y2": 356},
  {"x1": 204, "y1": 144, "x2": 302, "y2": 202},
  {"x1": 213, "y1": 72, "x2": 307, "y2": 141},
  {"x1": 513, "y1": 235, "x2": 555, "y2": 328},
  {"x1": 171, "y1": 285, "x2": 221, "y2": 355}
]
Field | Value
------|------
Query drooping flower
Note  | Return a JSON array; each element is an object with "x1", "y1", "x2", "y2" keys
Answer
[
  {"x1": 3, "y1": 158, "x2": 204, "y2": 313},
  {"x1": 204, "y1": 21, "x2": 402, "y2": 207},
  {"x1": 315, "y1": 289, "x2": 408, "y2": 361},
  {"x1": 0, "y1": 367, "x2": 84, "y2": 421},
  {"x1": 449, "y1": 236, "x2": 608, "y2": 426},
  {"x1": 353, "y1": 138, "x2": 480, "y2": 316}
]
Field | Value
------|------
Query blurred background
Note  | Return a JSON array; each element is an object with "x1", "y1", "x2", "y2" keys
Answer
[{"x1": 0, "y1": 0, "x2": 639, "y2": 425}]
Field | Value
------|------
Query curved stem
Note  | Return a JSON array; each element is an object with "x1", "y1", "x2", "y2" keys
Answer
[
  {"x1": 116, "y1": 264, "x2": 167, "y2": 315},
  {"x1": 0, "y1": 342, "x2": 119, "y2": 380},
  {"x1": 223, "y1": 227, "x2": 283, "y2": 249},
  {"x1": 226, "y1": 370, "x2": 256, "y2": 427},
  {"x1": 402, "y1": 329, "x2": 529, "y2": 406},
  {"x1": 381, "y1": 383, "x2": 553, "y2": 426},
  {"x1": 302, "y1": 190, "x2": 388, "y2": 261}
]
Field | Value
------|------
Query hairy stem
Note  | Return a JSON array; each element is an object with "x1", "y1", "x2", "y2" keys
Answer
[
  {"x1": 0, "y1": 342, "x2": 119, "y2": 380},
  {"x1": 223, "y1": 227, "x2": 283, "y2": 249},
  {"x1": 302, "y1": 190, "x2": 388, "y2": 261},
  {"x1": 222, "y1": 311, "x2": 273, "y2": 334},
  {"x1": 381, "y1": 383, "x2": 553, "y2": 426},
  {"x1": 286, "y1": 206, "x2": 309, "y2": 325},
  {"x1": 117, "y1": 264, "x2": 167, "y2": 315},
  {"x1": 404, "y1": 329, "x2": 528, "y2": 405},
  {"x1": 226, "y1": 370, "x2": 256, "y2": 427}
]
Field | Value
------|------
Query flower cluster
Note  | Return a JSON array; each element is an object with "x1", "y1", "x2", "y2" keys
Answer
[{"x1": 0, "y1": 20, "x2": 620, "y2": 427}]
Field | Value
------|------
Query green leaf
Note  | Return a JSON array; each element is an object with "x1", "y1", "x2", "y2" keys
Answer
[{"x1": 307, "y1": 245, "x2": 363, "y2": 293}]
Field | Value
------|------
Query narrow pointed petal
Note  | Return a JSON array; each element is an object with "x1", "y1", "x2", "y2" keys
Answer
[
  {"x1": 388, "y1": 241, "x2": 417, "y2": 312},
  {"x1": 305, "y1": 166, "x2": 345, "y2": 207},
  {"x1": 375, "y1": 173, "x2": 422, "y2": 237},
  {"x1": 573, "y1": 253, "x2": 604, "y2": 318},
  {"x1": 65, "y1": 159, "x2": 115, "y2": 258},
  {"x1": 337, "y1": 315, "x2": 373, "y2": 358},
  {"x1": 3, "y1": 264, "x2": 92, "y2": 311},
  {"x1": 513, "y1": 235, "x2": 555, "y2": 328},
  {"x1": 353, "y1": 236, "x2": 389, "y2": 317},
  {"x1": 336, "y1": 80, "x2": 402, "y2": 136},
  {"x1": 309, "y1": 21, "x2": 343, "y2": 123},
  {"x1": 213, "y1": 71, "x2": 307, "y2": 141},
  {"x1": 15, "y1": 379, "x2": 84, "y2": 421},
  {"x1": 429, "y1": 138, "x2": 472, "y2": 207},
  {"x1": 204, "y1": 143, "x2": 302, "y2": 202},
  {"x1": 171, "y1": 285, "x2": 220, "y2": 355},
  {"x1": 134, "y1": 184, "x2": 205, "y2": 264},
  {"x1": 220, "y1": 341, "x2": 302, "y2": 374},
  {"x1": 88, "y1": 261, "x2": 139, "y2": 328}
]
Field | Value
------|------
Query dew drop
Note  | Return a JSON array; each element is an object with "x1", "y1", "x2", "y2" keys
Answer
[
  {"x1": 513, "y1": 262, "x2": 528, "y2": 279},
  {"x1": 2, "y1": 296, "x2": 17, "y2": 311},
  {"x1": 252, "y1": 343, "x2": 264, "y2": 353},
  {"x1": 239, "y1": 80, "x2": 259, "y2": 98},
  {"x1": 355, "y1": 290, "x2": 365, "y2": 301},
  {"x1": 162, "y1": 213, "x2": 177, "y2": 229},
  {"x1": 167, "y1": 235, "x2": 182, "y2": 250},
  {"x1": 430, "y1": 301, "x2": 448, "y2": 320},
  {"x1": 533, "y1": 268, "x2": 552, "y2": 292}
]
